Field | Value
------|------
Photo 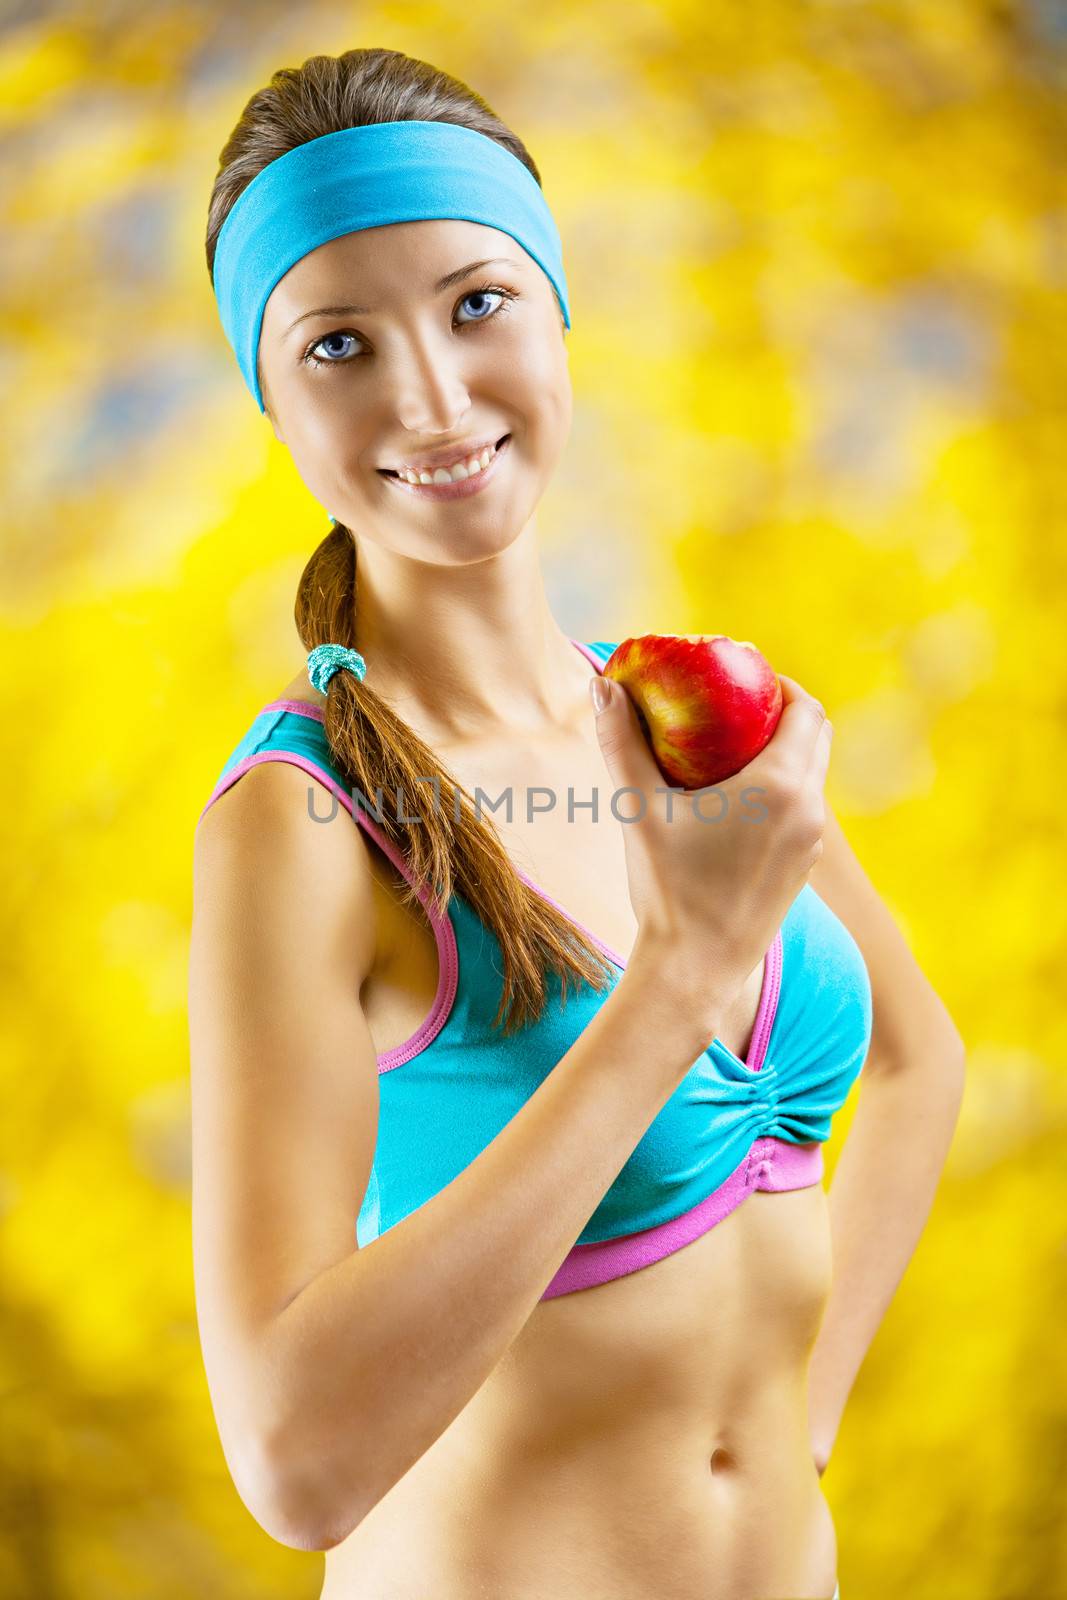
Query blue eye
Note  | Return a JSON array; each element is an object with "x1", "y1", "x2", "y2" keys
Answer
[
  {"x1": 307, "y1": 330, "x2": 361, "y2": 364},
  {"x1": 303, "y1": 283, "x2": 517, "y2": 368},
  {"x1": 454, "y1": 287, "x2": 506, "y2": 324}
]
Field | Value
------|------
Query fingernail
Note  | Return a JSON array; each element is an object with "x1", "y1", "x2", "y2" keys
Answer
[{"x1": 590, "y1": 677, "x2": 611, "y2": 714}]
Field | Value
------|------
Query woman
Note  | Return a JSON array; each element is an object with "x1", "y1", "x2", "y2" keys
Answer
[{"x1": 189, "y1": 47, "x2": 964, "y2": 1600}]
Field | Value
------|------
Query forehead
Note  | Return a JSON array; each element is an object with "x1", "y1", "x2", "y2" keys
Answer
[{"x1": 260, "y1": 217, "x2": 531, "y2": 343}]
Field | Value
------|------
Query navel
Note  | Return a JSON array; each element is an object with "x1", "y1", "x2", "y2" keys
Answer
[{"x1": 709, "y1": 1446, "x2": 736, "y2": 1476}]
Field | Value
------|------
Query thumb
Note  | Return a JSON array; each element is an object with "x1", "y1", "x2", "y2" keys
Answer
[{"x1": 590, "y1": 675, "x2": 659, "y2": 794}]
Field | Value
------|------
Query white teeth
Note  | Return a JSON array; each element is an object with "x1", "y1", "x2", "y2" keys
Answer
[{"x1": 399, "y1": 440, "x2": 499, "y2": 485}]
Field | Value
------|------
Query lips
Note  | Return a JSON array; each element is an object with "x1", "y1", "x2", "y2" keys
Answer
[
  {"x1": 379, "y1": 432, "x2": 513, "y2": 501},
  {"x1": 377, "y1": 434, "x2": 511, "y2": 480}
]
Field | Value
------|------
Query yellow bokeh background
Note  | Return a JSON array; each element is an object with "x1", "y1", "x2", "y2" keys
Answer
[{"x1": 2, "y1": 2, "x2": 1065, "y2": 1595}]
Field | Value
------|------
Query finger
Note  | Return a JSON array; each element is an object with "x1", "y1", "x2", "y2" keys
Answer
[
  {"x1": 591, "y1": 677, "x2": 666, "y2": 799},
  {"x1": 809, "y1": 715, "x2": 834, "y2": 785},
  {"x1": 748, "y1": 675, "x2": 828, "y2": 777}
]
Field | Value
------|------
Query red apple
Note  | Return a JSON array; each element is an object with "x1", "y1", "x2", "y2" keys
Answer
[{"x1": 602, "y1": 634, "x2": 784, "y2": 789}]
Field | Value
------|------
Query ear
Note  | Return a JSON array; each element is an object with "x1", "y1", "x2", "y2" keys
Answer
[
  {"x1": 258, "y1": 367, "x2": 284, "y2": 441},
  {"x1": 263, "y1": 403, "x2": 285, "y2": 444}
]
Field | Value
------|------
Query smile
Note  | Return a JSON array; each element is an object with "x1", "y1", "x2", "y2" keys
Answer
[{"x1": 378, "y1": 435, "x2": 512, "y2": 501}]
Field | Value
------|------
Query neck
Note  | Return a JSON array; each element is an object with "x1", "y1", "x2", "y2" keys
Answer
[{"x1": 348, "y1": 520, "x2": 596, "y2": 746}]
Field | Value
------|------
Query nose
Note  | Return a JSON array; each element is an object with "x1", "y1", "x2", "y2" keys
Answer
[{"x1": 388, "y1": 327, "x2": 473, "y2": 436}]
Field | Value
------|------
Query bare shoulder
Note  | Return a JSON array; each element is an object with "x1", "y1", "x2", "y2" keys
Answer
[
  {"x1": 194, "y1": 752, "x2": 377, "y2": 989},
  {"x1": 276, "y1": 665, "x2": 327, "y2": 710}
]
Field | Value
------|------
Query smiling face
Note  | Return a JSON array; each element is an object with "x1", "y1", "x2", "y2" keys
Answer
[{"x1": 256, "y1": 217, "x2": 572, "y2": 562}]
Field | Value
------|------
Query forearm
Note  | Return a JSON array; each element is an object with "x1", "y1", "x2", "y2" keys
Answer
[
  {"x1": 262, "y1": 943, "x2": 736, "y2": 1548},
  {"x1": 807, "y1": 1044, "x2": 966, "y2": 1464}
]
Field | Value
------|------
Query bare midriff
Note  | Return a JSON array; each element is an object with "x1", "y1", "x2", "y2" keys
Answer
[
  {"x1": 276, "y1": 673, "x2": 838, "y2": 1600},
  {"x1": 320, "y1": 1184, "x2": 837, "y2": 1599}
]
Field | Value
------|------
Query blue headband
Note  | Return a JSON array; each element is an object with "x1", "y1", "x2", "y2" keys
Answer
[{"x1": 211, "y1": 119, "x2": 572, "y2": 412}]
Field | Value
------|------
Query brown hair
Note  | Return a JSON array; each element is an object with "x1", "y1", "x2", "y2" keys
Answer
[{"x1": 205, "y1": 47, "x2": 616, "y2": 1034}]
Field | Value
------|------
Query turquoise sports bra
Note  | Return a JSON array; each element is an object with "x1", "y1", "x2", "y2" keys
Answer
[{"x1": 199, "y1": 639, "x2": 873, "y2": 1299}]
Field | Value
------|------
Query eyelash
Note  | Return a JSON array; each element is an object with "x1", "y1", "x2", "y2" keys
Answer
[{"x1": 301, "y1": 282, "x2": 518, "y2": 368}]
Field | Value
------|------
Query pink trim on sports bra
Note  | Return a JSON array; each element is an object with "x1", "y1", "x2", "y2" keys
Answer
[
  {"x1": 540, "y1": 1131, "x2": 818, "y2": 1298},
  {"x1": 512, "y1": 862, "x2": 782, "y2": 1075},
  {"x1": 197, "y1": 746, "x2": 460, "y2": 1071},
  {"x1": 260, "y1": 698, "x2": 327, "y2": 718}
]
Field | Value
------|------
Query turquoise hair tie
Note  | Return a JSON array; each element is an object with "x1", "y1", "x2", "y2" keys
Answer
[{"x1": 307, "y1": 643, "x2": 367, "y2": 693}]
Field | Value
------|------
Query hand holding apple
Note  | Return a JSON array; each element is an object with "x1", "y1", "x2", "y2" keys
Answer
[
  {"x1": 587, "y1": 657, "x2": 834, "y2": 996},
  {"x1": 601, "y1": 634, "x2": 785, "y2": 789}
]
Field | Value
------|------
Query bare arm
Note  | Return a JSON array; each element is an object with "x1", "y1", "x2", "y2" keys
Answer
[
  {"x1": 264, "y1": 943, "x2": 722, "y2": 1550},
  {"x1": 188, "y1": 763, "x2": 736, "y2": 1553}
]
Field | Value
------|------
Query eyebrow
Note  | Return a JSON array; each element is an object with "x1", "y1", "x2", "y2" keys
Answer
[{"x1": 282, "y1": 257, "x2": 523, "y2": 340}]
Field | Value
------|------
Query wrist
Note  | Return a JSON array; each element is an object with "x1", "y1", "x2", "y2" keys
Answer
[{"x1": 622, "y1": 931, "x2": 744, "y2": 1055}]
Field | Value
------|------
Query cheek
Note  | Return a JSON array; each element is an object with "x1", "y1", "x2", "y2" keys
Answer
[
  {"x1": 299, "y1": 400, "x2": 370, "y2": 465},
  {"x1": 538, "y1": 362, "x2": 573, "y2": 447},
  {"x1": 505, "y1": 339, "x2": 571, "y2": 440},
  {"x1": 297, "y1": 399, "x2": 351, "y2": 452},
  {"x1": 283, "y1": 413, "x2": 364, "y2": 504}
]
